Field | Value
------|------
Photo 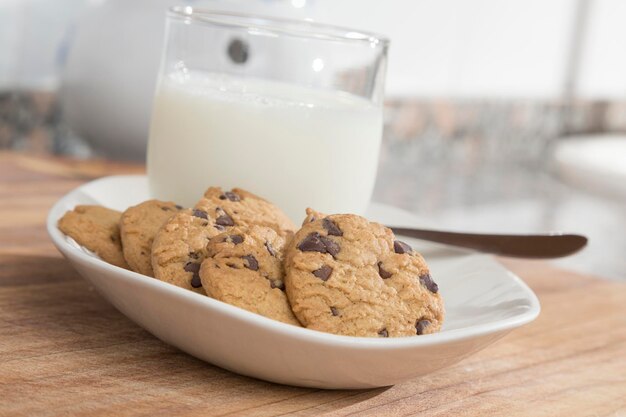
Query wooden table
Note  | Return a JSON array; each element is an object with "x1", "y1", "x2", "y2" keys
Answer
[{"x1": 1, "y1": 151, "x2": 625, "y2": 416}]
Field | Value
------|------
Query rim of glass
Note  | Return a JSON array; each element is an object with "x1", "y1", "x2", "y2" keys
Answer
[{"x1": 167, "y1": 6, "x2": 389, "y2": 46}]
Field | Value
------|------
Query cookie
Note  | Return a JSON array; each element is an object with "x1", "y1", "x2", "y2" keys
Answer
[
  {"x1": 152, "y1": 187, "x2": 295, "y2": 295},
  {"x1": 120, "y1": 200, "x2": 182, "y2": 276},
  {"x1": 200, "y1": 226, "x2": 301, "y2": 326},
  {"x1": 195, "y1": 187, "x2": 296, "y2": 241},
  {"x1": 151, "y1": 209, "x2": 224, "y2": 294},
  {"x1": 301, "y1": 207, "x2": 326, "y2": 225},
  {"x1": 58, "y1": 205, "x2": 129, "y2": 269},
  {"x1": 284, "y1": 213, "x2": 444, "y2": 337}
]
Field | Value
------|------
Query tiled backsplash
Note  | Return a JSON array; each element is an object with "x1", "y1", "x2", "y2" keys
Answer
[
  {"x1": 2, "y1": 90, "x2": 626, "y2": 162},
  {"x1": 384, "y1": 98, "x2": 626, "y2": 166},
  {"x1": 0, "y1": 92, "x2": 626, "y2": 158}
]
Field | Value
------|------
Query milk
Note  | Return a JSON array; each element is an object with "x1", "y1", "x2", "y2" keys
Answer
[{"x1": 147, "y1": 71, "x2": 382, "y2": 223}]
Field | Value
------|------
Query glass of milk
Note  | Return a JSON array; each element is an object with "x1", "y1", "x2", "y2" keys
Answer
[{"x1": 148, "y1": 7, "x2": 389, "y2": 223}]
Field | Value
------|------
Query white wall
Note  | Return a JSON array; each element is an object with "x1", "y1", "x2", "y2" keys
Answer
[
  {"x1": 0, "y1": 0, "x2": 21, "y2": 88},
  {"x1": 577, "y1": 0, "x2": 626, "y2": 99},
  {"x1": 310, "y1": 0, "x2": 577, "y2": 99},
  {"x1": 2, "y1": 0, "x2": 625, "y2": 99},
  {"x1": 0, "y1": 0, "x2": 86, "y2": 90}
]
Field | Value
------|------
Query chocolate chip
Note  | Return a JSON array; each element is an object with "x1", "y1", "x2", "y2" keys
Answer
[
  {"x1": 297, "y1": 233, "x2": 327, "y2": 253},
  {"x1": 214, "y1": 224, "x2": 225, "y2": 231},
  {"x1": 192, "y1": 209, "x2": 208, "y2": 219},
  {"x1": 297, "y1": 233, "x2": 340, "y2": 258},
  {"x1": 184, "y1": 262, "x2": 202, "y2": 288},
  {"x1": 216, "y1": 213, "x2": 234, "y2": 227},
  {"x1": 393, "y1": 240, "x2": 412, "y2": 254},
  {"x1": 320, "y1": 236, "x2": 340, "y2": 257},
  {"x1": 419, "y1": 273, "x2": 439, "y2": 293},
  {"x1": 377, "y1": 261, "x2": 393, "y2": 279},
  {"x1": 228, "y1": 235, "x2": 244, "y2": 244},
  {"x1": 242, "y1": 255, "x2": 258, "y2": 271},
  {"x1": 270, "y1": 279, "x2": 285, "y2": 290},
  {"x1": 183, "y1": 262, "x2": 200, "y2": 273},
  {"x1": 330, "y1": 306, "x2": 340, "y2": 316},
  {"x1": 415, "y1": 319, "x2": 431, "y2": 335},
  {"x1": 190, "y1": 274, "x2": 202, "y2": 288},
  {"x1": 322, "y1": 218, "x2": 343, "y2": 236},
  {"x1": 312, "y1": 265, "x2": 332, "y2": 281},
  {"x1": 219, "y1": 191, "x2": 241, "y2": 201},
  {"x1": 378, "y1": 328, "x2": 389, "y2": 337},
  {"x1": 265, "y1": 241, "x2": 276, "y2": 257},
  {"x1": 175, "y1": 204, "x2": 183, "y2": 210}
]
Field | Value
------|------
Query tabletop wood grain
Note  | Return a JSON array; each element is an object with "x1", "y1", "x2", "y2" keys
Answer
[{"x1": 1, "y1": 151, "x2": 625, "y2": 417}]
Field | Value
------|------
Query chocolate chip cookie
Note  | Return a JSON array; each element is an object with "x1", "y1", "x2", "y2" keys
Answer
[
  {"x1": 120, "y1": 200, "x2": 182, "y2": 276},
  {"x1": 58, "y1": 205, "x2": 129, "y2": 269},
  {"x1": 284, "y1": 213, "x2": 444, "y2": 337},
  {"x1": 151, "y1": 209, "x2": 224, "y2": 294},
  {"x1": 301, "y1": 207, "x2": 326, "y2": 225},
  {"x1": 152, "y1": 187, "x2": 295, "y2": 294},
  {"x1": 200, "y1": 225, "x2": 301, "y2": 326},
  {"x1": 195, "y1": 187, "x2": 295, "y2": 240}
]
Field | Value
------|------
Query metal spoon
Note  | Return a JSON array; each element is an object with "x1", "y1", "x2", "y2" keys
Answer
[{"x1": 388, "y1": 227, "x2": 588, "y2": 258}]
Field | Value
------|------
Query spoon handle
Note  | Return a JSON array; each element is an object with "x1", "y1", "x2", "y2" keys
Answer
[{"x1": 388, "y1": 227, "x2": 588, "y2": 258}]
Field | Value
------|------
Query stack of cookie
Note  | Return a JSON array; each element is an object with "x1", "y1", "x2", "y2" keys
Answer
[{"x1": 58, "y1": 187, "x2": 444, "y2": 337}]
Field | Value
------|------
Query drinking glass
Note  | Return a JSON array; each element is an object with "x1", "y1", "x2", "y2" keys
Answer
[{"x1": 147, "y1": 7, "x2": 389, "y2": 222}]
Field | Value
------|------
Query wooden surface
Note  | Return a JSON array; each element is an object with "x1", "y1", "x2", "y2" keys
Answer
[{"x1": 1, "y1": 151, "x2": 625, "y2": 417}]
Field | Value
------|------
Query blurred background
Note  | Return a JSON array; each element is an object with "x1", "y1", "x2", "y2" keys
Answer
[{"x1": 1, "y1": 0, "x2": 625, "y2": 278}]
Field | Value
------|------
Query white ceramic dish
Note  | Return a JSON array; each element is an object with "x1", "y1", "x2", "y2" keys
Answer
[{"x1": 47, "y1": 176, "x2": 540, "y2": 389}]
